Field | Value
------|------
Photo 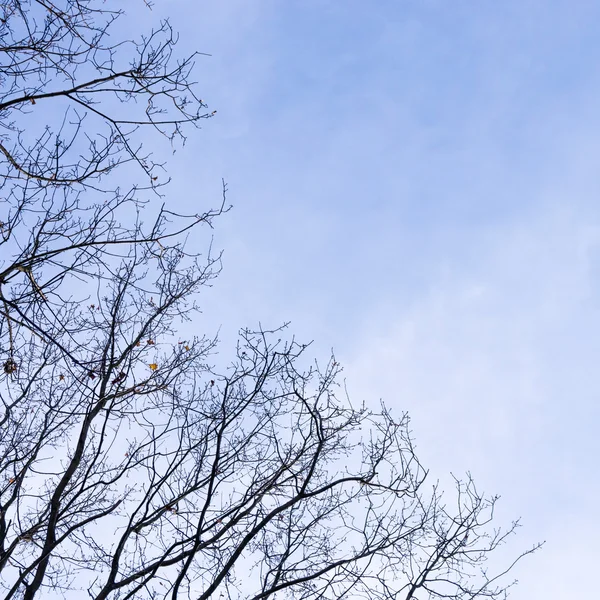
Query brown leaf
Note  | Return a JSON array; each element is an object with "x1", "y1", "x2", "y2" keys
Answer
[
  {"x1": 112, "y1": 371, "x2": 126, "y2": 384},
  {"x1": 3, "y1": 359, "x2": 17, "y2": 374}
]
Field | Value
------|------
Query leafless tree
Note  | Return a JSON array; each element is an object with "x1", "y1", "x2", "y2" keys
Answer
[{"x1": 0, "y1": 2, "x2": 540, "y2": 599}]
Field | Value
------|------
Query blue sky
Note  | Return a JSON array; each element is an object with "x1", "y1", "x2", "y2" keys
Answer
[{"x1": 125, "y1": 1, "x2": 600, "y2": 596}]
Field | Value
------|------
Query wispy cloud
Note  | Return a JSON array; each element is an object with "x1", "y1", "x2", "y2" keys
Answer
[
  {"x1": 121, "y1": 2, "x2": 600, "y2": 595},
  {"x1": 342, "y1": 202, "x2": 600, "y2": 598}
]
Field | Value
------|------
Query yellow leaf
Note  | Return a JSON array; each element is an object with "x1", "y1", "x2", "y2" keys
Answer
[
  {"x1": 184, "y1": 345, "x2": 190, "y2": 351},
  {"x1": 149, "y1": 363, "x2": 158, "y2": 371}
]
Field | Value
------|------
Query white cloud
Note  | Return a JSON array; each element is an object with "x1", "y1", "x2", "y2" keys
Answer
[
  {"x1": 109, "y1": 2, "x2": 600, "y2": 596},
  {"x1": 340, "y1": 205, "x2": 600, "y2": 598}
]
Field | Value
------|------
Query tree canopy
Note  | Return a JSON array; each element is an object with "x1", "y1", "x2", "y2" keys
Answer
[{"x1": 0, "y1": 2, "x2": 539, "y2": 599}]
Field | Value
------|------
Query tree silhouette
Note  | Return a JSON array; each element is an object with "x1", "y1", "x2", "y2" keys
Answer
[{"x1": 0, "y1": 2, "x2": 540, "y2": 599}]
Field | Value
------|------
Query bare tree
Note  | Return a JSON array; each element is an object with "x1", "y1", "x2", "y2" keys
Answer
[{"x1": 0, "y1": 2, "x2": 540, "y2": 599}]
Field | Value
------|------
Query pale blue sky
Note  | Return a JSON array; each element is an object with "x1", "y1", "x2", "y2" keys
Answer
[{"x1": 125, "y1": 1, "x2": 600, "y2": 597}]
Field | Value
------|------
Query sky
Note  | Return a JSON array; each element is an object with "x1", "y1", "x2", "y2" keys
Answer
[{"x1": 122, "y1": 0, "x2": 600, "y2": 597}]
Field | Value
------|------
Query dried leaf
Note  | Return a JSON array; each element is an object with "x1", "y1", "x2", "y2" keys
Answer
[
  {"x1": 112, "y1": 371, "x2": 126, "y2": 384},
  {"x1": 149, "y1": 363, "x2": 158, "y2": 371},
  {"x1": 3, "y1": 359, "x2": 17, "y2": 374}
]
